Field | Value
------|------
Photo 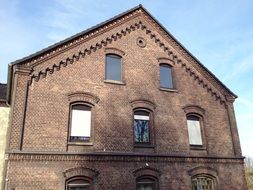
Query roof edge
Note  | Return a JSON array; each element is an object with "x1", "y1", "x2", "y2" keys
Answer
[
  {"x1": 8, "y1": 4, "x2": 237, "y2": 99},
  {"x1": 10, "y1": 4, "x2": 143, "y2": 66},
  {"x1": 140, "y1": 6, "x2": 237, "y2": 98}
]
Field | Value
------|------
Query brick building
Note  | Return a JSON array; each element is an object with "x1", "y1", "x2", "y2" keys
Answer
[
  {"x1": 0, "y1": 83, "x2": 9, "y2": 190},
  {"x1": 4, "y1": 5, "x2": 247, "y2": 190}
]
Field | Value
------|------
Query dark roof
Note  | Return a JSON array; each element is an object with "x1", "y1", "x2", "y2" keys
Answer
[
  {"x1": 7, "y1": 4, "x2": 237, "y2": 104},
  {"x1": 10, "y1": 5, "x2": 143, "y2": 66},
  {"x1": 0, "y1": 83, "x2": 7, "y2": 101}
]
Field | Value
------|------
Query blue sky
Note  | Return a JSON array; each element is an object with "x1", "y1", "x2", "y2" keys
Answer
[{"x1": 0, "y1": 0, "x2": 252, "y2": 157}]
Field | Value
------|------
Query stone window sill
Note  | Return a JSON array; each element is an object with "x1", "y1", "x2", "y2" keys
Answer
[
  {"x1": 104, "y1": 80, "x2": 126, "y2": 85},
  {"x1": 190, "y1": 145, "x2": 206, "y2": 150},
  {"x1": 68, "y1": 142, "x2": 93, "y2": 146},
  {"x1": 159, "y1": 87, "x2": 178, "y2": 92},
  {"x1": 134, "y1": 144, "x2": 155, "y2": 148}
]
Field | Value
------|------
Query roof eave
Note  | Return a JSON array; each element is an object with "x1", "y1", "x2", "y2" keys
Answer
[
  {"x1": 140, "y1": 6, "x2": 237, "y2": 99},
  {"x1": 7, "y1": 4, "x2": 237, "y2": 99}
]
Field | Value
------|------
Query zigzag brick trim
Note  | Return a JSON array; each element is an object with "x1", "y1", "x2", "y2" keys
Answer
[{"x1": 29, "y1": 20, "x2": 226, "y2": 105}]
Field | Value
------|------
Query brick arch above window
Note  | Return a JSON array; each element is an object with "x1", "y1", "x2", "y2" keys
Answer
[
  {"x1": 183, "y1": 105, "x2": 205, "y2": 116},
  {"x1": 104, "y1": 47, "x2": 125, "y2": 56},
  {"x1": 67, "y1": 92, "x2": 100, "y2": 104},
  {"x1": 133, "y1": 166, "x2": 161, "y2": 178},
  {"x1": 63, "y1": 167, "x2": 99, "y2": 179},
  {"x1": 188, "y1": 166, "x2": 218, "y2": 178},
  {"x1": 130, "y1": 100, "x2": 156, "y2": 111},
  {"x1": 188, "y1": 166, "x2": 218, "y2": 190},
  {"x1": 157, "y1": 57, "x2": 175, "y2": 66}
]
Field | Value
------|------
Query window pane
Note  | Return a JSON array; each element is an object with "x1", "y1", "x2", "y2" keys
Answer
[
  {"x1": 70, "y1": 105, "x2": 91, "y2": 141},
  {"x1": 137, "y1": 178, "x2": 155, "y2": 190},
  {"x1": 137, "y1": 183, "x2": 154, "y2": 190},
  {"x1": 68, "y1": 179, "x2": 90, "y2": 190},
  {"x1": 134, "y1": 112, "x2": 150, "y2": 143},
  {"x1": 160, "y1": 65, "x2": 173, "y2": 88},
  {"x1": 106, "y1": 54, "x2": 121, "y2": 81},
  {"x1": 187, "y1": 117, "x2": 202, "y2": 145},
  {"x1": 192, "y1": 177, "x2": 213, "y2": 190}
]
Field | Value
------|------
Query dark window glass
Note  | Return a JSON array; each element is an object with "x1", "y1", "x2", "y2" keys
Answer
[
  {"x1": 106, "y1": 54, "x2": 122, "y2": 81},
  {"x1": 137, "y1": 177, "x2": 157, "y2": 190},
  {"x1": 134, "y1": 110, "x2": 150, "y2": 143},
  {"x1": 192, "y1": 176, "x2": 214, "y2": 190},
  {"x1": 68, "y1": 179, "x2": 90, "y2": 190},
  {"x1": 160, "y1": 64, "x2": 173, "y2": 88},
  {"x1": 70, "y1": 104, "x2": 91, "y2": 142}
]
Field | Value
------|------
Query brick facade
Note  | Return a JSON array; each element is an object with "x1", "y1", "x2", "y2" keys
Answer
[
  {"x1": 4, "y1": 5, "x2": 247, "y2": 189},
  {"x1": 0, "y1": 83, "x2": 9, "y2": 190}
]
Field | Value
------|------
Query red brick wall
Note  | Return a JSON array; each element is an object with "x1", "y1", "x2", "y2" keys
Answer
[{"x1": 5, "y1": 11, "x2": 246, "y2": 189}]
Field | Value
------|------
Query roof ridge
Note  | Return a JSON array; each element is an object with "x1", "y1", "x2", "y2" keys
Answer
[
  {"x1": 10, "y1": 4, "x2": 143, "y2": 66},
  {"x1": 7, "y1": 5, "x2": 237, "y2": 105}
]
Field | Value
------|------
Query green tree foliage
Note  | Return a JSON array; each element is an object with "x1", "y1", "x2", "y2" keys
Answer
[{"x1": 245, "y1": 157, "x2": 253, "y2": 190}]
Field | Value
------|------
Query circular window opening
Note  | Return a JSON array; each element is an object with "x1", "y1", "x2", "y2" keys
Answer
[{"x1": 136, "y1": 37, "x2": 146, "y2": 48}]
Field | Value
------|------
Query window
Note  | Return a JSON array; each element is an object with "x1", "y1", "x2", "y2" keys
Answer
[
  {"x1": 67, "y1": 177, "x2": 92, "y2": 190},
  {"x1": 187, "y1": 115, "x2": 203, "y2": 146},
  {"x1": 192, "y1": 176, "x2": 215, "y2": 190},
  {"x1": 69, "y1": 104, "x2": 91, "y2": 142},
  {"x1": 134, "y1": 110, "x2": 150, "y2": 143},
  {"x1": 136, "y1": 176, "x2": 158, "y2": 190},
  {"x1": 105, "y1": 54, "x2": 122, "y2": 81},
  {"x1": 160, "y1": 64, "x2": 173, "y2": 89}
]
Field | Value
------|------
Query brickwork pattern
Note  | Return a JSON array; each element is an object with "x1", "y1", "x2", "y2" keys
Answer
[
  {"x1": 5, "y1": 158, "x2": 247, "y2": 190},
  {"x1": 0, "y1": 107, "x2": 9, "y2": 190},
  {"x1": 5, "y1": 7, "x2": 246, "y2": 190}
]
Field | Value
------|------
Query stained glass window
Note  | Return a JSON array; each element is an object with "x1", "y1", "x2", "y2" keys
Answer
[
  {"x1": 134, "y1": 110, "x2": 150, "y2": 143},
  {"x1": 192, "y1": 176, "x2": 214, "y2": 190}
]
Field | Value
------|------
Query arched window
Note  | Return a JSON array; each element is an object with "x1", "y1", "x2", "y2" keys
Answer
[
  {"x1": 136, "y1": 176, "x2": 159, "y2": 190},
  {"x1": 187, "y1": 114, "x2": 203, "y2": 146},
  {"x1": 191, "y1": 175, "x2": 216, "y2": 190},
  {"x1": 134, "y1": 110, "x2": 151, "y2": 144},
  {"x1": 159, "y1": 64, "x2": 173, "y2": 89},
  {"x1": 105, "y1": 54, "x2": 122, "y2": 81},
  {"x1": 66, "y1": 177, "x2": 92, "y2": 190},
  {"x1": 69, "y1": 103, "x2": 92, "y2": 142}
]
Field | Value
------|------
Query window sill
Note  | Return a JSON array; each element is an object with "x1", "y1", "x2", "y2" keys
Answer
[
  {"x1": 190, "y1": 145, "x2": 206, "y2": 150},
  {"x1": 104, "y1": 80, "x2": 126, "y2": 85},
  {"x1": 159, "y1": 87, "x2": 178, "y2": 92},
  {"x1": 134, "y1": 144, "x2": 155, "y2": 148},
  {"x1": 68, "y1": 142, "x2": 93, "y2": 146}
]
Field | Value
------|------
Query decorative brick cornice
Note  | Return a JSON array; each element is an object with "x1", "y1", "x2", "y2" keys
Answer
[
  {"x1": 14, "y1": 65, "x2": 32, "y2": 76},
  {"x1": 6, "y1": 152, "x2": 244, "y2": 164},
  {"x1": 28, "y1": 18, "x2": 227, "y2": 105},
  {"x1": 142, "y1": 11, "x2": 235, "y2": 100},
  {"x1": 21, "y1": 8, "x2": 142, "y2": 68}
]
